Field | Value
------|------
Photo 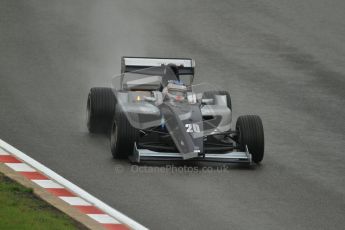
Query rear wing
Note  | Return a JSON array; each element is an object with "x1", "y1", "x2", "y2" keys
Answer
[{"x1": 121, "y1": 57, "x2": 195, "y2": 75}]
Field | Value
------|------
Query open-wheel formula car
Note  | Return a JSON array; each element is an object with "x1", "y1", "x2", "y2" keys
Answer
[{"x1": 87, "y1": 57, "x2": 264, "y2": 164}]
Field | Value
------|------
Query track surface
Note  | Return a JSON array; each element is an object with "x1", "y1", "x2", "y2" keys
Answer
[{"x1": 1, "y1": 1, "x2": 345, "y2": 229}]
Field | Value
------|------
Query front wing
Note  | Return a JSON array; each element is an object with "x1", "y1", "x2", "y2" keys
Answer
[{"x1": 129, "y1": 143, "x2": 252, "y2": 164}]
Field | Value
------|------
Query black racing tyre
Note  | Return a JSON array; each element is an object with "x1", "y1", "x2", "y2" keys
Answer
[
  {"x1": 110, "y1": 106, "x2": 138, "y2": 159},
  {"x1": 87, "y1": 87, "x2": 116, "y2": 134},
  {"x1": 236, "y1": 115, "x2": 264, "y2": 163},
  {"x1": 203, "y1": 90, "x2": 232, "y2": 110}
]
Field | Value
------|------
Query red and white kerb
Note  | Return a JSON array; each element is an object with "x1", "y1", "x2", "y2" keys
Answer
[{"x1": 0, "y1": 148, "x2": 129, "y2": 230}]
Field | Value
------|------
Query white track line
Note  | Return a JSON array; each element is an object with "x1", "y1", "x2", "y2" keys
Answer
[
  {"x1": 0, "y1": 139, "x2": 148, "y2": 230},
  {"x1": 0, "y1": 148, "x2": 9, "y2": 155}
]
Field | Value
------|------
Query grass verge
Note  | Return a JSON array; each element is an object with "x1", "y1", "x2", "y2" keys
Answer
[{"x1": 0, "y1": 172, "x2": 87, "y2": 230}]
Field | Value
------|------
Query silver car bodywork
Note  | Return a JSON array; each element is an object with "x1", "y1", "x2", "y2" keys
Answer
[{"x1": 113, "y1": 57, "x2": 252, "y2": 163}]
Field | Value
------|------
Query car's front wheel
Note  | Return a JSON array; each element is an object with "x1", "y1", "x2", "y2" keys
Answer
[
  {"x1": 87, "y1": 87, "x2": 116, "y2": 134},
  {"x1": 236, "y1": 115, "x2": 264, "y2": 163},
  {"x1": 110, "y1": 106, "x2": 138, "y2": 159}
]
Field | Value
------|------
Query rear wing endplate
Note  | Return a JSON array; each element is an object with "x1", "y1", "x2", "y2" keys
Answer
[{"x1": 121, "y1": 57, "x2": 195, "y2": 75}]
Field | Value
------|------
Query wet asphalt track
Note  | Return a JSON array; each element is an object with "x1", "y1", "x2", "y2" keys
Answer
[{"x1": 1, "y1": 1, "x2": 345, "y2": 229}]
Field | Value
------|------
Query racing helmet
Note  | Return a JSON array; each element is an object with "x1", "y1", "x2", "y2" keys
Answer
[{"x1": 163, "y1": 80, "x2": 187, "y2": 101}]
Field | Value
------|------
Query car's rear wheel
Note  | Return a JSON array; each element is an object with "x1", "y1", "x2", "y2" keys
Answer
[
  {"x1": 87, "y1": 87, "x2": 116, "y2": 134},
  {"x1": 110, "y1": 106, "x2": 138, "y2": 159},
  {"x1": 236, "y1": 115, "x2": 264, "y2": 163},
  {"x1": 203, "y1": 90, "x2": 232, "y2": 110}
]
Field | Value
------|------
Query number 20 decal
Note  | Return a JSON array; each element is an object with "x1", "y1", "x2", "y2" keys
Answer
[{"x1": 185, "y1": 123, "x2": 200, "y2": 133}]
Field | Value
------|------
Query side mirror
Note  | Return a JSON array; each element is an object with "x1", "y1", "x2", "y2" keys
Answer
[
  {"x1": 201, "y1": 98, "x2": 214, "y2": 104},
  {"x1": 144, "y1": 96, "x2": 156, "y2": 102}
]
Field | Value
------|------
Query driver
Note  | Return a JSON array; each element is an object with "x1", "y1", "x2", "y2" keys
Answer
[
  {"x1": 161, "y1": 64, "x2": 187, "y2": 101},
  {"x1": 162, "y1": 80, "x2": 187, "y2": 102}
]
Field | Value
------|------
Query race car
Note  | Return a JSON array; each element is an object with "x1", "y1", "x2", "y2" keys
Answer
[{"x1": 86, "y1": 57, "x2": 264, "y2": 164}]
